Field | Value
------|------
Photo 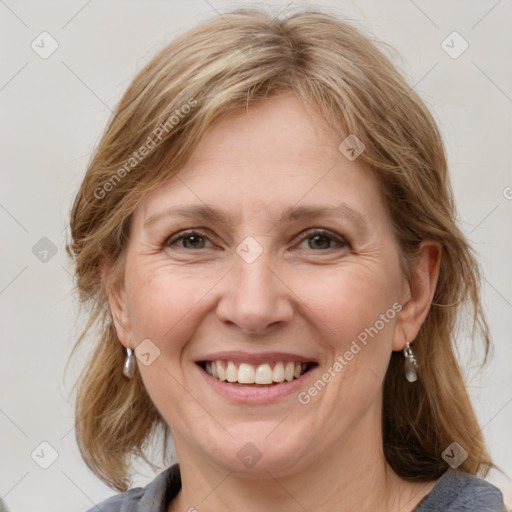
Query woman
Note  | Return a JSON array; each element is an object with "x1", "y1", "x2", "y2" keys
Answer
[{"x1": 67, "y1": 6, "x2": 507, "y2": 511}]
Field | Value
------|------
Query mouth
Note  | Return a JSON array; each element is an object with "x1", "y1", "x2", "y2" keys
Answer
[
  {"x1": 197, "y1": 359, "x2": 317, "y2": 386},
  {"x1": 195, "y1": 351, "x2": 319, "y2": 403}
]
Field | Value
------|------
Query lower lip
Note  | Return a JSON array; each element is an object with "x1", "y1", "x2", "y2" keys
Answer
[{"x1": 198, "y1": 365, "x2": 315, "y2": 404}]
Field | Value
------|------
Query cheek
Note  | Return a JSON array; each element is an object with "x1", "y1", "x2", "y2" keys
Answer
[
  {"x1": 123, "y1": 263, "x2": 212, "y2": 422},
  {"x1": 124, "y1": 261, "x2": 203, "y2": 350},
  {"x1": 295, "y1": 263, "x2": 400, "y2": 352},
  {"x1": 295, "y1": 266, "x2": 400, "y2": 407}
]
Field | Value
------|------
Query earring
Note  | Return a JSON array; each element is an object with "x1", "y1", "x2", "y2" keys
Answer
[
  {"x1": 123, "y1": 348, "x2": 136, "y2": 379},
  {"x1": 403, "y1": 342, "x2": 418, "y2": 383}
]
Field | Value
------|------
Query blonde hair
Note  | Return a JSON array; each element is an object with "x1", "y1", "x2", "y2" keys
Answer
[{"x1": 67, "y1": 6, "x2": 493, "y2": 491}]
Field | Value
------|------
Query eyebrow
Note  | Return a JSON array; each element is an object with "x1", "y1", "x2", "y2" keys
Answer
[{"x1": 144, "y1": 203, "x2": 368, "y2": 232}]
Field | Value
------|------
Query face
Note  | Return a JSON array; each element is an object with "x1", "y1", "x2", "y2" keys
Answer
[{"x1": 110, "y1": 95, "x2": 417, "y2": 477}]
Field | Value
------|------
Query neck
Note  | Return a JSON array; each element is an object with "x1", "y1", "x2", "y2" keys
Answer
[{"x1": 169, "y1": 408, "x2": 437, "y2": 512}]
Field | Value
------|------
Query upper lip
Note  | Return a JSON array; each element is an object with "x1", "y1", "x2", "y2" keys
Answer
[{"x1": 196, "y1": 351, "x2": 318, "y2": 366}]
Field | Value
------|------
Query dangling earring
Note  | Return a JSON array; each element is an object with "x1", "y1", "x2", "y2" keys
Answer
[
  {"x1": 123, "y1": 348, "x2": 136, "y2": 378},
  {"x1": 403, "y1": 342, "x2": 418, "y2": 383}
]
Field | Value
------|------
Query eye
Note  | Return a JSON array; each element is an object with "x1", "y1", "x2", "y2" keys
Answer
[
  {"x1": 164, "y1": 230, "x2": 213, "y2": 250},
  {"x1": 295, "y1": 229, "x2": 350, "y2": 251},
  {"x1": 163, "y1": 228, "x2": 350, "y2": 252}
]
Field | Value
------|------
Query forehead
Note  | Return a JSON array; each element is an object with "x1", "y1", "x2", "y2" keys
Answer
[
  {"x1": 136, "y1": 95, "x2": 386, "y2": 228},
  {"x1": 185, "y1": 94, "x2": 343, "y2": 179}
]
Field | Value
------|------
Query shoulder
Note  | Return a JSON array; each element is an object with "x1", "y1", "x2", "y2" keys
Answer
[
  {"x1": 85, "y1": 487, "x2": 145, "y2": 512},
  {"x1": 415, "y1": 469, "x2": 507, "y2": 512},
  {"x1": 84, "y1": 464, "x2": 181, "y2": 512}
]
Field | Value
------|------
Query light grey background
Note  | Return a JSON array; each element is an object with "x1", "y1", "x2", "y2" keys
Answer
[{"x1": 1, "y1": 0, "x2": 511, "y2": 510}]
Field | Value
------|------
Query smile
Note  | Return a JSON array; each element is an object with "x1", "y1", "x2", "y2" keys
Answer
[
  {"x1": 195, "y1": 352, "x2": 318, "y2": 403},
  {"x1": 201, "y1": 360, "x2": 312, "y2": 385}
]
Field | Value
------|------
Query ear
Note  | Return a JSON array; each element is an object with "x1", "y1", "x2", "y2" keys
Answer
[
  {"x1": 392, "y1": 240, "x2": 442, "y2": 351},
  {"x1": 100, "y1": 257, "x2": 133, "y2": 350}
]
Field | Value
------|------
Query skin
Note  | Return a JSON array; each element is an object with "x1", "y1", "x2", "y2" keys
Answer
[{"x1": 107, "y1": 94, "x2": 442, "y2": 512}]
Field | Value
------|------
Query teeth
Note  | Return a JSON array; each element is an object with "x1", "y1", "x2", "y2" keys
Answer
[
  {"x1": 216, "y1": 360, "x2": 226, "y2": 381},
  {"x1": 285, "y1": 362, "x2": 295, "y2": 382},
  {"x1": 226, "y1": 361, "x2": 238, "y2": 382},
  {"x1": 238, "y1": 363, "x2": 256, "y2": 384},
  {"x1": 204, "y1": 360, "x2": 308, "y2": 384},
  {"x1": 273, "y1": 362, "x2": 285, "y2": 382},
  {"x1": 255, "y1": 363, "x2": 273, "y2": 384}
]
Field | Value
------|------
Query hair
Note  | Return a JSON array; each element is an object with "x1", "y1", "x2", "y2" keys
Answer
[{"x1": 66, "y1": 5, "x2": 493, "y2": 492}]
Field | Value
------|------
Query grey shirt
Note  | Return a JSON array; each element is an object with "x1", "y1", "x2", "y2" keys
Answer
[{"x1": 87, "y1": 465, "x2": 507, "y2": 511}]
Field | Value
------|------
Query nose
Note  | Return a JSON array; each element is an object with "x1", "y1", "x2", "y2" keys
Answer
[{"x1": 216, "y1": 247, "x2": 294, "y2": 335}]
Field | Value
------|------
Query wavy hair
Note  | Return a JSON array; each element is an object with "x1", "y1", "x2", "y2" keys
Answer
[{"x1": 67, "y1": 6, "x2": 493, "y2": 491}]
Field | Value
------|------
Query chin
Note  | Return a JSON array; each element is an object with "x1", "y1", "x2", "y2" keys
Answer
[{"x1": 193, "y1": 420, "x2": 316, "y2": 478}]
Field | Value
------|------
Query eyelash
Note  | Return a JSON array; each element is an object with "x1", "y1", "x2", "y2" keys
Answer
[{"x1": 163, "y1": 228, "x2": 350, "y2": 252}]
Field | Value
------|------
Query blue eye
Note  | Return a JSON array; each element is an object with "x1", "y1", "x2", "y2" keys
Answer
[
  {"x1": 164, "y1": 231, "x2": 211, "y2": 250},
  {"x1": 296, "y1": 229, "x2": 349, "y2": 251},
  {"x1": 163, "y1": 229, "x2": 349, "y2": 251}
]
